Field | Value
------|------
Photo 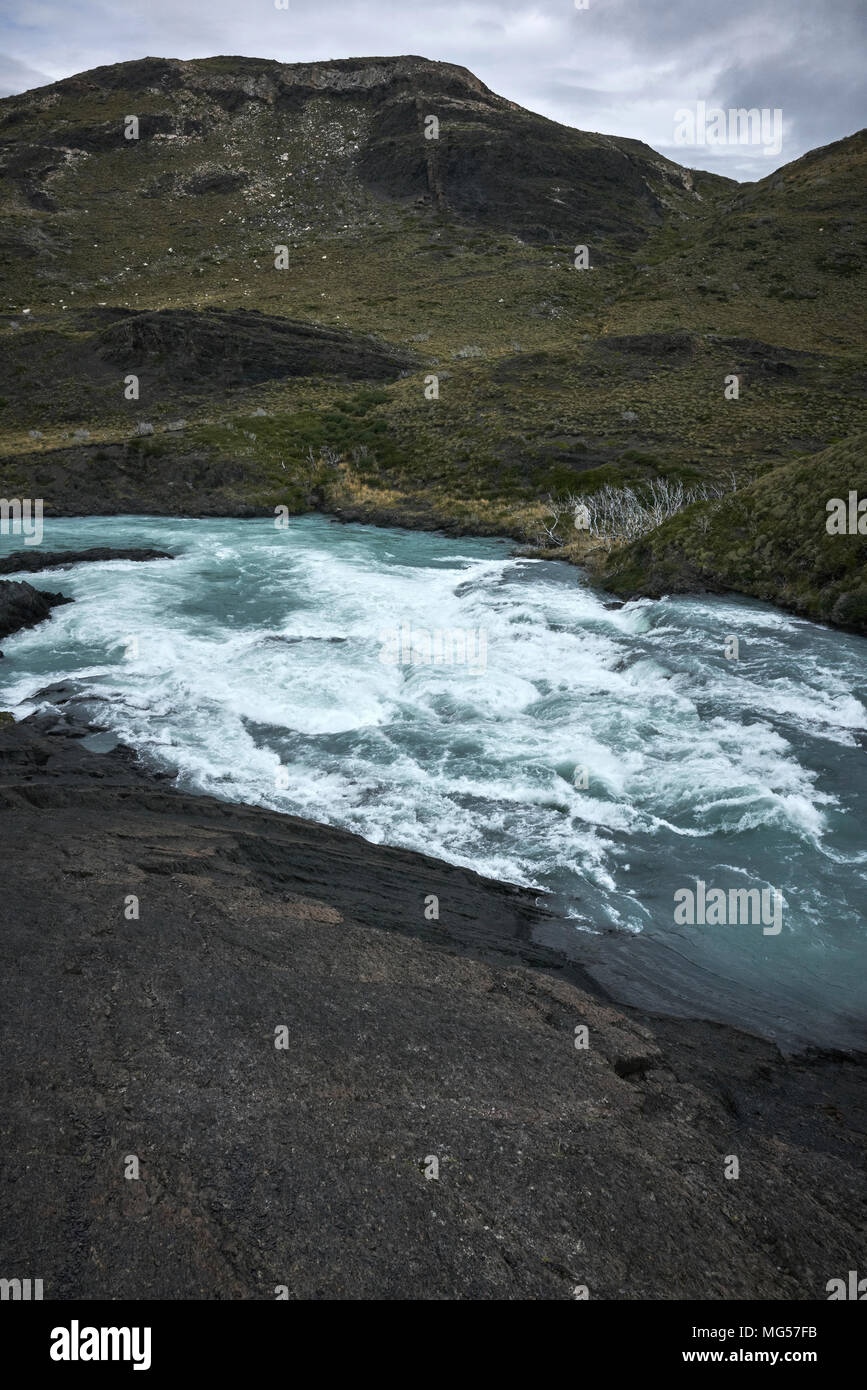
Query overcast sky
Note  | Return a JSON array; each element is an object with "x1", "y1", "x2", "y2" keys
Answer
[{"x1": 1, "y1": 0, "x2": 864, "y2": 180}]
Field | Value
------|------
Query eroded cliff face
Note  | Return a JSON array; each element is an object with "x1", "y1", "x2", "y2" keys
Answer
[{"x1": 0, "y1": 713, "x2": 864, "y2": 1300}]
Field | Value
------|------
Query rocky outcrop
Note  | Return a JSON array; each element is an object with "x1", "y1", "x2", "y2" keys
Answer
[
  {"x1": 0, "y1": 439, "x2": 262, "y2": 517},
  {"x1": 0, "y1": 715, "x2": 863, "y2": 1299},
  {"x1": 94, "y1": 308, "x2": 418, "y2": 387},
  {"x1": 0, "y1": 577, "x2": 71, "y2": 645},
  {"x1": 352, "y1": 67, "x2": 717, "y2": 246},
  {"x1": 0, "y1": 546, "x2": 173, "y2": 574}
]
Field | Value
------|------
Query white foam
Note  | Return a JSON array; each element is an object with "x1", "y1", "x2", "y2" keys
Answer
[{"x1": 1, "y1": 514, "x2": 864, "y2": 1045}]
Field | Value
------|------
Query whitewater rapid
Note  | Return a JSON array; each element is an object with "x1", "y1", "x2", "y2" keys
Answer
[{"x1": 2, "y1": 515, "x2": 865, "y2": 1047}]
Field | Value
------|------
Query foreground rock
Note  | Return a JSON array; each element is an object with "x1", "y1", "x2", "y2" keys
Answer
[
  {"x1": 0, "y1": 577, "x2": 71, "y2": 645},
  {"x1": 0, "y1": 546, "x2": 173, "y2": 574},
  {"x1": 0, "y1": 716, "x2": 863, "y2": 1300}
]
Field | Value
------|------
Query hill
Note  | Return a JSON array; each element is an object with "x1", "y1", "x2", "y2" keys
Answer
[{"x1": 0, "y1": 55, "x2": 863, "y2": 618}]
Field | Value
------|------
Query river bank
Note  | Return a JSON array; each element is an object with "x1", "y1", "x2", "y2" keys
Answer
[{"x1": 5, "y1": 437, "x2": 863, "y2": 634}]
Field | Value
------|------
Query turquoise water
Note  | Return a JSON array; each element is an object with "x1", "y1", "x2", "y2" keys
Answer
[{"x1": 2, "y1": 514, "x2": 865, "y2": 1048}]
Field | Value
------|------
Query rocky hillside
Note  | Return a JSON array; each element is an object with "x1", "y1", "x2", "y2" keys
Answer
[
  {"x1": 0, "y1": 54, "x2": 723, "y2": 255},
  {"x1": 0, "y1": 56, "x2": 864, "y2": 617}
]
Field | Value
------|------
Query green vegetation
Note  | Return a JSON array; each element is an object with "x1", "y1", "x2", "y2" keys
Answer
[
  {"x1": 0, "y1": 57, "x2": 863, "y2": 625},
  {"x1": 599, "y1": 435, "x2": 867, "y2": 630}
]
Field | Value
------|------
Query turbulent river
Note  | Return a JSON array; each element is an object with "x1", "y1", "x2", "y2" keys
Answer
[{"x1": 2, "y1": 515, "x2": 865, "y2": 1049}]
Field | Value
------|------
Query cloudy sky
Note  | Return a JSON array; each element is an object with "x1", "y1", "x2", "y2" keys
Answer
[{"x1": 1, "y1": 0, "x2": 864, "y2": 180}]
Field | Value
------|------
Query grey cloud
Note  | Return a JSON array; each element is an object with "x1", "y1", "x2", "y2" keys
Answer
[{"x1": 0, "y1": 52, "x2": 53, "y2": 98}]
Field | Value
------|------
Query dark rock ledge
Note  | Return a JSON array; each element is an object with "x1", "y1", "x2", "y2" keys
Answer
[
  {"x1": 0, "y1": 714, "x2": 864, "y2": 1300},
  {"x1": 0, "y1": 546, "x2": 174, "y2": 575},
  {"x1": 0, "y1": 550, "x2": 175, "y2": 652},
  {"x1": 0, "y1": 577, "x2": 71, "y2": 646}
]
